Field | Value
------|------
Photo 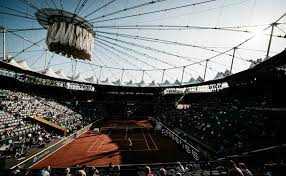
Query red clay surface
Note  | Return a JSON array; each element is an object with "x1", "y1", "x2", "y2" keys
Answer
[{"x1": 32, "y1": 120, "x2": 190, "y2": 169}]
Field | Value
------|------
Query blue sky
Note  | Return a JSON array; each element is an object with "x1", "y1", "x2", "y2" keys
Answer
[{"x1": 0, "y1": 0, "x2": 286, "y2": 85}]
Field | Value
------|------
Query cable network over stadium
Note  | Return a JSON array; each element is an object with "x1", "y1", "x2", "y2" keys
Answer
[
  {"x1": 0, "y1": 0, "x2": 286, "y2": 87},
  {"x1": 1, "y1": 1, "x2": 286, "y2": 174}
]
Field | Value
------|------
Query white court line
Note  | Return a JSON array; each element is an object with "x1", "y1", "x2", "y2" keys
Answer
[
  {"x1": 13, "y1": 121, "x2": 98, "y2": 169},
  {"x1": 119, "y1": 149, "x2": 158, "y2": 152},
  {"x1": 10, "y1": 138, "x2": 65, "y2": 169},
  {"x1": 141, "y1": 129, "x2": 150, "y2": 150},
  {"x1": 148, "y1": 133, "x2": 159, "y2": 150},
  {"x1": 104, "y1": 139, "x2": 146, "y2": 142},
  {"x1": 92, "y1": 135, "x2": 106, "y2": 153},
  {"x1": 87, "y1": 138, "x2": 98, "y2": 153},
  {"x1": 29, "y1": 136, "x2": 76, "y2": 169},
  {"x1": 89, "y1": 129, "x2": 112, "y2": 153}
]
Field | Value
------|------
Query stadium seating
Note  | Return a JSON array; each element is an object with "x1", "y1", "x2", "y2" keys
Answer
[
  {"x1": 1, "y1": 87, "x2": 285, "y2": 175},
  {"x1": 0, "y1": 88, "x2": 88, "y2": 164},
  {"x1": 0, "y1": 89, "x2": 83, "y2": 133},
  {"x1": 155, "y1": 92, "x2": 281, "y2": 156}
]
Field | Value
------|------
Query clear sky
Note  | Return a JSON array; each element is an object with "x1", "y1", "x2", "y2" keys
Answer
[{"x1": 0, "y1": 0, "x2": 286, "y2": 85}]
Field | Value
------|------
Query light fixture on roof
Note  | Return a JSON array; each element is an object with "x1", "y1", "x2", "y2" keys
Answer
[{"x1": 36, "y1": 8, "x2": 95, "y2": 61}]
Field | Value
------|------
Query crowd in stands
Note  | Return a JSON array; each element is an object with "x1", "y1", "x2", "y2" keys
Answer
[
  {"x1": 0, "y1": 121, "x2": 54, "y2": 157},
  {"x1": 5, "y1": 157, "x2": 286, "y2": 176},
  {"x1": 156, "y1": 92, "x2": 281, "y2": 156},
  {"x1": 0, "y1": 109, "x2": 58, "y2": 160},
  {"x1": 1, "y1": 89, "x2": 83, "y2": 133},
  {"x1": 0, "y1": 86, "x2": 284, "y2": 175},
  {"x1": 0, "y1": 88, "x2": 87, "y2": 163},
  {"x1": 7, "y1": 160, "x2": 264, "y2": 176}
]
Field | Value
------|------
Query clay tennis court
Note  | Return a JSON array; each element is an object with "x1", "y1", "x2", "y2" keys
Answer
[{"x1": 32, "y1": 119, "x2": 190, "y2": 169}]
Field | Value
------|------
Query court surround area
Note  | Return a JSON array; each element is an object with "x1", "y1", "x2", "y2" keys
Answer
[{"x1": 32, "y1": 119, "x2": 190, "y2": 168}]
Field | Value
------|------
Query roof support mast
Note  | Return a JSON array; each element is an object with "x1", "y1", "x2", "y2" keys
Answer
[
  {"x1": 203, "y1": 59, "x2": 209, "y2": 81},
  {"x1": 161, "y1": 69, "x2": 166, "y2": 85},
  {"x1": 230, "y1": 47, "x2": 237, "y2": 74},
  {"x1": 44, "y1": 50, "x2": 48, "y2": 69},
  {"x1": 141, "y1": 70, "x2": 145, "y2": 83},
  {"x1": 98, "y1": 66, "x2": 103, "y2": 84},
  {"x1": 120, "y1": 69, "x2": 125, "y2": 85},
  {"x1": 266, "y1": 23, "x2": 276, "y2": 59},
  {"x1": 1, "y1": 27, "x2": 6, "y2": 61},
  {"x1": 181, "y1": 66, "x2": 185, "y2": 85}
]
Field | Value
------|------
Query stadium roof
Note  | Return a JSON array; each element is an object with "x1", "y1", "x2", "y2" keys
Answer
[{"x1": 0, "y1": 0, "x2": 286, "y2": 87}]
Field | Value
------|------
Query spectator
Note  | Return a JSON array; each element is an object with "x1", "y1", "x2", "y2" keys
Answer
[
  {"x1": 113, "y1": 165, "x2": 120, "y2": 176},
  {"x1": 65, "y1": 168, "x2": 72, "y2": 176},
  {"x1": 228, "y1": 160, "x2": 244, "y2": 176},
  {"x1": 41, "y1": 167, "x2": 50, "y2": 176},
  {"x1": 108, "y1": 163, "x2": 114, "y2": 175},
  {"x1": 76, "y1": 170, "x2": 87, "y2": 176},
  {"x1": 176, "y1": 162, "x2": 185, "y2": 173},
  {"x1": 239, "y1": 163, "x2": 253, "y2": 176},
  {"x1": 90, "y1": 166, "x2": 100, "y2": 176},
  {"x1": 144, "y1": 166, "x2": 154, "y2": 176},
  {"x1": 10, "y1": 166, "x2": 21, "y2": 176},
  {"x1": 159, "y1": 168, "x2": 167, "y2": 176}
]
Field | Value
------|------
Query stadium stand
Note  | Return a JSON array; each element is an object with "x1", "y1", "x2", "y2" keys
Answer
[
  {"x1": 1, "y1": 89, "x2": 83, "y2": 134},
  {"x1": 155, "y1": 91, "x2": 280, "y2": 156},
  {"x1": 0, "y1": 88, "x2": 94, "y2": 170},
  {"x1": 0, "y1": 51, "x2": 286, "y2": 175}
]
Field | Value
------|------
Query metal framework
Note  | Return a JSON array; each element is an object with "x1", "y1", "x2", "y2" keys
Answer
[{"x1": 0, "y1": 1, "x2": 285, "y2": 87}]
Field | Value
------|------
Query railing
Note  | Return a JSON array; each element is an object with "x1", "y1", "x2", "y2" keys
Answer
[
  {"x1": 152, "y1": 117, "x2": 200, "y2": 161},
  {"x1": 29, "y1": 115, "x2": 67, "y2": 135},
  {"x1": 6, "y1": 121, "x2": 285, "y2": 175},
  {"x1": 10, "y1": 118, "x2": 103, "y2": 169}
]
